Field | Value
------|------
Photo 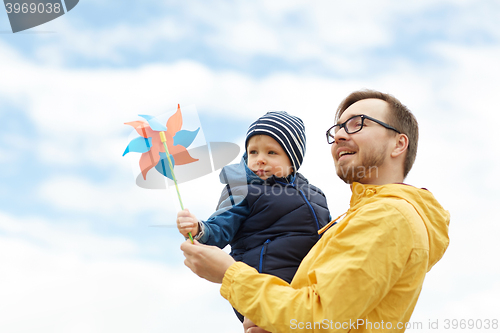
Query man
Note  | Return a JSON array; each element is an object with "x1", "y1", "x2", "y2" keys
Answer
[{"x1": 181, "y1": 89, "x2": 450, "y2": 332}]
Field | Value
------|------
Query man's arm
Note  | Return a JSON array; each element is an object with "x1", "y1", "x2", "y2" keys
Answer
[{"x1": 219, "y1": 205, "x2": 419, "y2": 332}]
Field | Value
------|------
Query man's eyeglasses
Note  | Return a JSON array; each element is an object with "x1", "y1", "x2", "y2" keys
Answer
[{"x1": 326, "y1": 114, "x2": 401, "y2": 144}]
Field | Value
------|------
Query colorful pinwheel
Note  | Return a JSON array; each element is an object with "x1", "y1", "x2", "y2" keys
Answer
[{"x1": 123, "y1": 104, "x2": 200, "y2": 180}]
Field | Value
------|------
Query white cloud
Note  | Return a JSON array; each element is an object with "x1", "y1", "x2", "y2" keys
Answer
[
  {"x1": 0, "y1": 212, "x2": 137, "y2": 258},
  {"x1": 36, "y1": 175, "x2": 167, "y2": 216},
  {"x1": 12, "y1": 0, "x2": 497, "y2": 73},
  {"x1": 34, "y1": 18, "x2": 189, "y2": 64},
  {"x1": 0, "y1": 213, "x2": 242, "y2": 333}
]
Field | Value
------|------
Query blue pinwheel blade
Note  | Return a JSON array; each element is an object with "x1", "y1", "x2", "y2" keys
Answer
[
  {"x1": 139, "y1": 114, "x2": 168, "y2": 132},
  {"x1": 155, "y1": 152, "x2": 175, "y2": 179},
  {"x1": 174, "y1": 128, "x2": 200, "y2": 148},
  {"x1": 123, "y1": 137, "x2": 152, "y2": 156}
]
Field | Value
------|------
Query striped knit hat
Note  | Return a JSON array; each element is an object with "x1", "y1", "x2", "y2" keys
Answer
[{"x1": 245, "y1": 111, "x2": 306, "y2": 173}]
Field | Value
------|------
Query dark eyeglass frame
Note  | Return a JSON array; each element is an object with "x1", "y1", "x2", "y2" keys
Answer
[{"x1": 326, "y1": 114, "x2": 401, "y2": 144}]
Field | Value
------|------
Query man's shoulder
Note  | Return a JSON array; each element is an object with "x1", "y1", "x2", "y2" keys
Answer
[
  {"x1": 354, "y1": 197, "x2": 428, "y2": 248},
  {"x1": 356, "y1": 196, "x2": 416, "y2": 217}
]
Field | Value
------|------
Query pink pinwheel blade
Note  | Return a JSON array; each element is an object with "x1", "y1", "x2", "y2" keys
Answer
[
  {"x1": 166, "y1": 104, "x2": 183, "y2": 138},
  {"x1": 139, "y1": 142, "x2": 161, "y2": 180},
  {"x1": 124, "y1": 121, "x2": 154, "y2": 138},
  {"x1": 171, "y1": 147, "x2": 199, "y2": 165}
]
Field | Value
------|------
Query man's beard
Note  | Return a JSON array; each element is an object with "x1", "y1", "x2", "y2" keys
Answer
[{"x1": 336, "y1": 144, "x2": 387, "y2": 184}]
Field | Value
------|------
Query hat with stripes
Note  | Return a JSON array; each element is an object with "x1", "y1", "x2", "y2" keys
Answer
[{"x1": 245, "y1": 111, "x2": 306, "y2": 173}]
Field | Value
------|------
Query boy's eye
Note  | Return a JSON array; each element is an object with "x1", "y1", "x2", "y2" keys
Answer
[
  {"x1": 249, "y1": 150, "x2": 257, "y2": 154},
  {"x1": 268, "y1": 151, "x2": 277, "y2": 155}
]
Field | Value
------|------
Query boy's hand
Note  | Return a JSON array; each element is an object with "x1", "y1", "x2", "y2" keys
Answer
[{"x1": 176, "y1": 209, "x2": 200, "y2": 238}]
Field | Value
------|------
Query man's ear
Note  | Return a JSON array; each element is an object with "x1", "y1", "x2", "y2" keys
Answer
[{"x1": 391, "y1": 133, "x2": 409, "y2": 158}]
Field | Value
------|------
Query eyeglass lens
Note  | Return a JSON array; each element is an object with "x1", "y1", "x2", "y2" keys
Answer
[{"x1": 335, "y1": 115, "x2": 362, "y2": 134}]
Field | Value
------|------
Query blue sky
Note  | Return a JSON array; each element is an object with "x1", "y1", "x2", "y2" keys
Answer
[{"x1": 1, "y1": 1, "x2": 499, "y2": 332}]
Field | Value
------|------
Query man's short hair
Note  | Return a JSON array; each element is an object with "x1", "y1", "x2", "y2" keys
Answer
[{"x1": 335, "y1": 89, "x2": 419, "y2": 178}]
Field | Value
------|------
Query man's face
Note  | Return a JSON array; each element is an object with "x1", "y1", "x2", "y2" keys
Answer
[{"x1": 331, "y1": 98, "x2": 394, "y2": 184}]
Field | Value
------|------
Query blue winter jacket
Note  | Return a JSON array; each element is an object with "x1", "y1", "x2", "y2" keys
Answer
[{"x1": 199, "y1": 155, "x2": 330, "y2": 283}]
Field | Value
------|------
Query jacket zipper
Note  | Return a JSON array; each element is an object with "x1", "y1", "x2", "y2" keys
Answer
[
  {"x1": 299, "y1": 189, "x2": 320, "y2": 231},
  {"x1": 258, "y1": 239, "x2": 271, "y2": 273}
]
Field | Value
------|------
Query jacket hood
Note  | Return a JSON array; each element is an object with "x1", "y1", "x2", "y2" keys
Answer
[{"x1": 350, "y1": 182, "x2": 450, "y2": 271}]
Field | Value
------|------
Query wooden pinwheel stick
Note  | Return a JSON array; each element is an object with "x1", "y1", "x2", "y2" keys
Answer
[{"x1": 159, "y1": 131, "x2": 194, "y2": 243}]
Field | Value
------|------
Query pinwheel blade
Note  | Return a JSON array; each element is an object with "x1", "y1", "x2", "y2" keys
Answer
[
  {"x1": 173, "y1": 128, "x2": 200, "y2": 148},
  {"x1": 122, "y1": 137, "x2": 152, "y2": 156},
  {"x1": 155, "y1": 152, "x2": 175, "y2": 180},
  {"x1": 139, "y1": 114, "x2": 168, "y2": 132},
  {"x1": 166, "y1": 104, "x2": 183, "y2": 136}
]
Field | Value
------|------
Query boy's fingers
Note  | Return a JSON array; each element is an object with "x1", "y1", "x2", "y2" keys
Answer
[
  {"x1": 177, "y1": 209, "x2": 191, "y2": 217},
  {"x1": 178, "y1": 217, "x2": 193, "y2": 225}
]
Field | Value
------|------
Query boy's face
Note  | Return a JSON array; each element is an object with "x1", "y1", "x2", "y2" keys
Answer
[{"x1": 247, "y1": 135, "x2": 293, "y2": 180}]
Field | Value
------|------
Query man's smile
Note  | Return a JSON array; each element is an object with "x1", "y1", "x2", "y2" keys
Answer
[{"x1": 336, "y1": 146, "x2": 357, "y2": 161}]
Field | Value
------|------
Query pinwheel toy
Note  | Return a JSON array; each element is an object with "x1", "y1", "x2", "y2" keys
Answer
[{"x1": 123, "y1": 104, "x2": 200, "y2": 242}]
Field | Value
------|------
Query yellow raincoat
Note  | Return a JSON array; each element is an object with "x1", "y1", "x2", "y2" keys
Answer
[{"x1": 221, "y1": 182, "x2": 450, "y2": 332}]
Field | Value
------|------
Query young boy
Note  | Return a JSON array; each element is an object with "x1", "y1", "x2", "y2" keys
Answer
[{"x1": 177, "y1": 111, "x2": 330, "y2": 322}]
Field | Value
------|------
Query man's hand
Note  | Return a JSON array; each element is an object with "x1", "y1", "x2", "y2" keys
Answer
[
  {"x1": 243, "y1": 317, "x2": 270, "y2": 333},
  {"x1": 180, "y1": 240, "x2": 236, "y2": 284}
]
